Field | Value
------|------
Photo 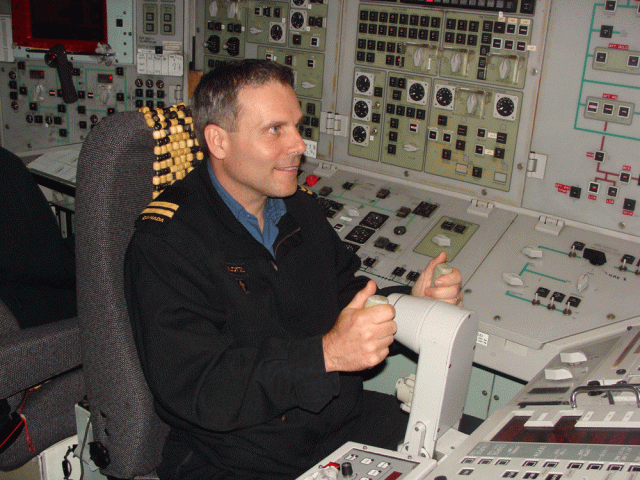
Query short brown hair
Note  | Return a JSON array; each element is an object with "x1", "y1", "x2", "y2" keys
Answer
[{"x1": 192, "y1": 59, "x2": 295, "y2": 147}]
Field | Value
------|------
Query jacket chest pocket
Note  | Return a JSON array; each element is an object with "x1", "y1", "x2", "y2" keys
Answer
[{"x1": 216, "y1": 258, "x2": 286, "y2": 341}]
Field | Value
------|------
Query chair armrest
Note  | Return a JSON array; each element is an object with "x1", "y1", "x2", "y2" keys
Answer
[{"x1": 0, "y1": 317, "x2": 82, "y2": 399}]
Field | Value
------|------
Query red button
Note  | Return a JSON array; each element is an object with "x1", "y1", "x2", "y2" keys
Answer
[{"x1": 305, "y1": 174, "x2": 319, "y2": 187}]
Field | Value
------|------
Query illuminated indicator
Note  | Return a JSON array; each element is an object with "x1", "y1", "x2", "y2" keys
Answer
[
  {"x1": 620, "y1": 172, "x2": 631, "y2": 184},
  {"x1": 97, "y1": 74, "x2": 114, "y2": 84}
]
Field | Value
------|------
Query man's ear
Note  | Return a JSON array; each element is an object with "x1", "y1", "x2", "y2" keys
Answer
[{"x1": 203, "y1": 124, "x2": 229, "y2": 159}]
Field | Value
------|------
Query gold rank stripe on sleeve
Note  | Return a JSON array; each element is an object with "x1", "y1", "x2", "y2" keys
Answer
[
  {"x1": 297, "y1": 185, "x2": 314, "y2": 196},
  {"x1": 141, "y1": 201, "x2": 180, "y2": 218},
  {"x1": 148, "y1": 201, "x2": 180, "y2": 211}
]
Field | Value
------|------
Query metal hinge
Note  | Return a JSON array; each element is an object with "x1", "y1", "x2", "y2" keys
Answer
[
  {"x1": 527, "y1": 152, "x2": 547, "y2": 179},
  {"x1": 536, "y1": 215, "x2": 565, "y2": 236},
  {"x1": 467, "y1": 198, "x2": 495, "y2": 217},
  {"x1": 320, "y1": 112, "x2": 349, "y2": 137}
]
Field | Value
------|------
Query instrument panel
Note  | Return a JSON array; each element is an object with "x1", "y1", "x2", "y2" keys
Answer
[{"x1": 1, "y1": 0, "x2": 639, "y2": 429}]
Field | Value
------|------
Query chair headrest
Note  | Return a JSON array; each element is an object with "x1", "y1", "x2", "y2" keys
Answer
[{"x1": 139, "y1": 103, "x2": 205, "y2": 198}]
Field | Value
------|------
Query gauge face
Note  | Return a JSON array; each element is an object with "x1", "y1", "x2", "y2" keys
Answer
[
  {"x1": 436, "y1": 87, "x2": 453, "y2": 107},
  {"x1": 352, "y1": 125, "x2": 367, "y2": 143},
  {"x1": 292, "y1": 0, "x2": 305, "y2": 5},
  {"x1": 355, "y1": 75, "x2": 371, "y2": 93},
  {"x1": 495, "y1": 96, "x2": 515, "y2": 117},
  {"x1": 409, "y1": 82, "x2": 425, "y2": 102},
  {"x1": 353, "y1": 100, "x2": 369, "y2": 118},
  {"x1": 291, "y1": 12, "x2": 305, "y2": 29},
  {"x1": 270, "y1": 24, "x2": 283, "y2": 41}
]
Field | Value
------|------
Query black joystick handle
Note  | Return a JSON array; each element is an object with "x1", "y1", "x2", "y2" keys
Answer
[{"x1": 45, "y1": 44, "x2": 78, "y2": 104}]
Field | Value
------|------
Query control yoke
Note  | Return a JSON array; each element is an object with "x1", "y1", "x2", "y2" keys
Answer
[
  {"x1": 45, "y1": 44, "x2": 78, "y2": 104},
  {"x1": 387, "y1": 293, "x2": 478, "y2": 459}
]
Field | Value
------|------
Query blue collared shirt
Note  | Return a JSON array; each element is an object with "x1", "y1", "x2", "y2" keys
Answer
[{"x1": 208, "y1": 164, "x2": 286, "y2": 257}]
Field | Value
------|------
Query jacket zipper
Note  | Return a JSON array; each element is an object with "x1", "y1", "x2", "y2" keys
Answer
[{"x1": 273, "y1": 226, "x2": 301, "y2": 264}]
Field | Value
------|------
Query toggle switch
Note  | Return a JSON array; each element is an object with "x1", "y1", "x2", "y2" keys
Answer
[
  {"x1": 560, "y1": 351, "x2": 588, "y2": 365},
  {"x1": 346, "y1": 206, "x2": 360, "y2": 217},
  {"x1": 577, "y1": 274, "x2": 589, "y2": 293},
  {"x1": 432, "y1": 234, "x2": 451, "y2": 247},
  {"x1": 544, "y1": 368, "x2": 573, "y2": 381},
  {"x1": 522, "y1": 246, "x2": 543, "y2": 259},
  {"x1": 502, "y1": 273, "x2": 524, "y2": 286}
]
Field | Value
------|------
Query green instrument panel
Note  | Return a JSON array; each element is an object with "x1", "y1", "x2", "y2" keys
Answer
[{"x1": 414, "y1": 216, "x2": 478, "y2": 261}]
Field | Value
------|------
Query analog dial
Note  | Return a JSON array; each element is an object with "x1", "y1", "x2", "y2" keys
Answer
[
  {"x1": 496, "y1": 96, "x2": 515, "y2": 117},
  {"x1": 409, "y1": 82, "x2": 425, "y2": 102},
  {"x1": 436, "y1": 87, "x2": 453, "y2": 107},
  {"x1": 355, "y1": 75, "x2": 371, "y2": 93},
  {"x1": 352, "y1": 125, "x2": 367, "y2": 143},
  {"x1": 353, "y1": 100, "x2": 369, "y2": 118}
]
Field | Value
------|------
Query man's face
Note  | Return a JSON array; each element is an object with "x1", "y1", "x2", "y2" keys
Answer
[{"x1": 207, "y1": 81, "x2": 306, "y2": 216}]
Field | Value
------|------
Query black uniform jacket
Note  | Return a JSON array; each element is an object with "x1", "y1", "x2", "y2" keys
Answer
[{"x1": 124, "y1": 161, "x2": 373, "y2": 477}]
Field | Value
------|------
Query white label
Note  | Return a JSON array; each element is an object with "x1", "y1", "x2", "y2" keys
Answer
[{"x1": 476, "y1": 331, "x2": 489, "y2": 346}]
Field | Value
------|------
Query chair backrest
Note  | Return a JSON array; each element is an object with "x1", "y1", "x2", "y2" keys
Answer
[
  {"x1": 75, "y1": 111, "x2": 170, "y2": 478},
  {"x1": 0, "y1": 146, "x2": 76, "y2": 329}
]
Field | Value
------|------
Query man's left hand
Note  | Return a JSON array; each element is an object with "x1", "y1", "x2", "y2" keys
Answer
[{"x1": 411, "y1": 251, "x2": 463, "y2": 306}]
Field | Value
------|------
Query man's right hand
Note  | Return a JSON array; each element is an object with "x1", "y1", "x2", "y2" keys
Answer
[{"x1": 322, "y1": 280, "x2": 397, "y2": 373}]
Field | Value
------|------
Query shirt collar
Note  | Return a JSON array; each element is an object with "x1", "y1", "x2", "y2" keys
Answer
[
  {"x1": 207, "y1": 163, "x2": 286, "y2": 258},
  {"x1": 208, "y1": 163, "x2": 285, "y2": 222}
]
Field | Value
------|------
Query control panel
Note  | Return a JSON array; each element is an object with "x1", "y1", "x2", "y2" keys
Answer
[
  {"x1": 197, "y1": 0, "x2": 338, "y2": 158},
  {"x1": 330, "y1": 0, "x2": 547, "y2": 213},
  {"x1": 298, "y1": 161, "x2": 514, "y2": 291},
  {"x1": 525, "y1": 1, "x2": 640, "y2": 235},
  {"x1": 1, "y1": 0, "x2": 640, "y2": 441},
  {"x1": 0, "y1": 0, "x2": 186, "y2": 153},
  {"x1": 299, "y1": 159, "x2": 640, "y2": 396},
  {"x1": 425, "y1": 325, "x2": 640, "y2": 479},
  {"x1": 466, "y1": 213, "x2": 640, "y2": 382},
  {"x1": 296, "y1": 441, "x2": 436, "y2": 480}
]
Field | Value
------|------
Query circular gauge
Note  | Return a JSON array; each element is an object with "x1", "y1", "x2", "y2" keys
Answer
[
  {"x1": 145, "y1": 79, "x2": 154, "y2": 88},
  {"x1": 291, "y1": 12, "x2": 305, "y2": 29},
  {"x1": 435, "y1": 87, "x2": 453, "y2": 107},
  {"x1": 355, "y1": 75, "x2": 371, "y2": 93},
  {"x1": 156, "y1": 79, "x2": 165, "y2": 89},
  {"x1": 270, "y1": 24, "x2": 283, "y2": 41},
  {"x1": 353, "y1": 100, "x2": 369, "y2": 118},
  {"x1": 135, "y1": 78, "x2": 143, "y2": 88},
  {"x1": 352, "y1": 125, "x2": 367, "y2": 143},
  {"x1": 292, "y1": 0, "x2": 305, "y2": 5},
  {"x1": 495, "y1": 96, "x2": 515, "y2": 117},
  {"x1": 408, "y1": 82, "x2": 425, "y2": 102}
]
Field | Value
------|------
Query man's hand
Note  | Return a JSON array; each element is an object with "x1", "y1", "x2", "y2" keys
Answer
[
  {"x1": 411, "y1": 251, "x2": 463, "y2": 305},
  {"x1": 323, "y1": 280, "x2": 397, "y2": 373}
]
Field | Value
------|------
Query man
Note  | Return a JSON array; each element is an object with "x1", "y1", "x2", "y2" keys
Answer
[{"x1": 125, "y1": 59, "x2": 462, "y2": 479}]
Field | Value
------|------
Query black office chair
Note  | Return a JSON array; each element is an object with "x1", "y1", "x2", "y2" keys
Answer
[
  {"x1": 75, "y1": 107, "x2": 199, "y2": 478},
  {"x1": 0, "y1": 147, "x2": 83, "y2": 471}
]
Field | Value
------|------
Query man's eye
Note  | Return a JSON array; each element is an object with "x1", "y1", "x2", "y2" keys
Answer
[{"x1": 269, "y1": 126, "x2": 280, "y2": 133}]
